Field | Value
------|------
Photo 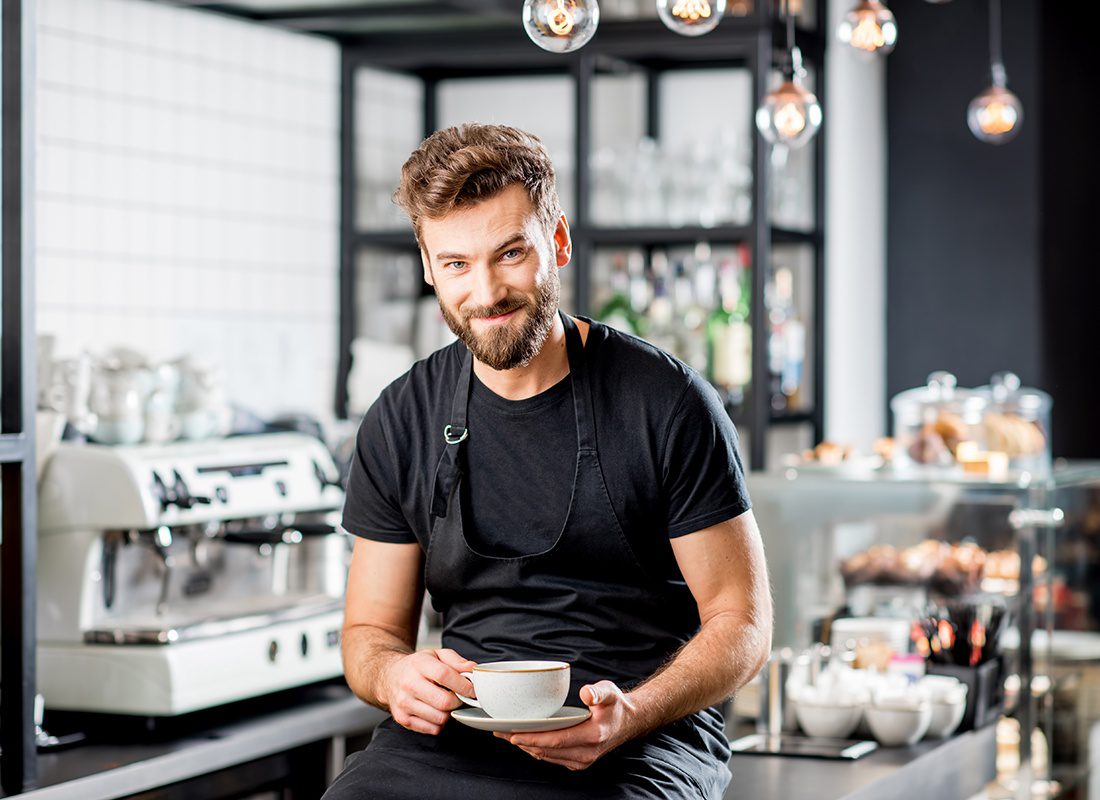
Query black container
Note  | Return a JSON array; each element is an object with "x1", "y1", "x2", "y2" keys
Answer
[{"x1": 927, "y1": 655, "x2": 1005, "y2": 732}]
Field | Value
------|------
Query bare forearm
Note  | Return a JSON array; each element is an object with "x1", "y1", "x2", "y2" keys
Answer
[
  {"x1": 342, "y1": 623, "x2": 415, "y2": 710},
  {"x1": 625, "y1": 612, "x2": 771, "y2": 738}
]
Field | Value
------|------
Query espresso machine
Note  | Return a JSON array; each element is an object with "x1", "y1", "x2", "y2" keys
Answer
[{"x1": 36, "y1": 432, "x2": 351, "y2": 717}]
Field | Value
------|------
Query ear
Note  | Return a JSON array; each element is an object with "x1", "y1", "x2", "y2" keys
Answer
[
  {"x1": 421, "y1": 250, "x2": 434, "y2": 286},
  {"x1": 553, "y1": 213, "x2": 572, "y2": 268}
]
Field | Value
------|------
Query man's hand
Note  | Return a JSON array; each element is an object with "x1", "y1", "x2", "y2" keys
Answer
[
  {"x1": 383, "y1": 648, "x2": 477, "y2": 736},
  {"x1": 493, "y1": 680, "x2": 641, "y2": 770}
]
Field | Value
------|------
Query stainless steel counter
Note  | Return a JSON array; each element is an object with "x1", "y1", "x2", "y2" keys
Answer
[
  {"x1": 1, "y1": 684, "x2": 384, "y2": 800},
  {"x1": 1, "y1": 686, "x2": 995, "y2": 800},
  {"x1": 723, "y1": 724, "x2": 996, "y2": 799}
]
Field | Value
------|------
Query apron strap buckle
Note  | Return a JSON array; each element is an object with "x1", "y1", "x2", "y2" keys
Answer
[{"x1": 444, "y1": 424, "x2": 469, "y2": 445}]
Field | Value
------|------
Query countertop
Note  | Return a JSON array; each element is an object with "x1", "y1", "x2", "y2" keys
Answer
[
  {"x1": 1, "y1": 683, "x2": 385, "y2": 800},
  {"x1": 2, "y1": 686, "x2": 995, "y2": 800},
  {"x1": 723, "y1": 724, "x2": 996, "y2": 800}
]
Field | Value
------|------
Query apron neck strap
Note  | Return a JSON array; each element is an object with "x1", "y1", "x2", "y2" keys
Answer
[
  {"x1": 444, "y1": 345, "x2": 474, "y2": 446},
  {"x1": 560, "y1": 312, "x2": 596, "y2": 453},
  {"x1": 432, "y1": 311, "x2": 594, "y2": 517}
]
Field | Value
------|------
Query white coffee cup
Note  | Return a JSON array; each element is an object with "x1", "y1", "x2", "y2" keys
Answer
[{"x1": 457, "y1": 660, "x2": 570, "y2": 720}]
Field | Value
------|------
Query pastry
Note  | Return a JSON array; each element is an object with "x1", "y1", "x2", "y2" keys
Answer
[
  {"x1": 932, "y1": 412, "x2": 969, "y2": 454},
  {"x1": 909, "y1": 428, "x2": 948, "y2": 464}
]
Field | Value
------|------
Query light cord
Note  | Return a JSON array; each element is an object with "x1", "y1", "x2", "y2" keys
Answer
[{"x1": 989, "y1": 0, "x2": 1006, "y2": 86}]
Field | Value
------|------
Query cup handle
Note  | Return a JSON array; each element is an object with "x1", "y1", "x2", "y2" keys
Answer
[{"x1": 455, "y1": 671, "x2": 480, "y2": 708}]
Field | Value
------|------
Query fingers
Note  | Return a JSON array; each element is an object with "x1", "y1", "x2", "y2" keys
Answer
[
  {"x1": 397, "y1": 715, "x2": 444, "y2": 736},
  {"x1": 516, "y1": 745, "x2": 596, "y2": 771},
  {"x1": 435, "y1": 648, "x2": 477, "y2": 672},
  {"x1": 399, "y1": 667, "x2": 464, "y2": 711},
  {"x1": 426, "y1": 650, "x2": 477, "y2": 697},
  {"x1": 388, "y1": 651, "x2": 475, "y2": 735},
  {"x1": 501, "y1": 714, "x2": 608, "y2": 751},
  {"x1": 391, "y1": 700, "x2": 449, "y2": 735},
  {"x1": 580, "y1": 680, "x2": 621, "y2": 707}
]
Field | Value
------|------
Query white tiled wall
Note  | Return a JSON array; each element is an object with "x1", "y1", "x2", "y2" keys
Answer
[
  {"x1": 437, "y1": 76, "x2": 576, "y2": 220},
  {"x1": 35, "y1": 0, "x2": 340, "y2": 420},
  {"x1": 355, "y1": 67, "x2": 422, "y2": 230}
]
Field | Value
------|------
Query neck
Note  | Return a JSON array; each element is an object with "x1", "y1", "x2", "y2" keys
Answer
[{"x1": 473, "y1": 314, "x2": 586, "y2": 401}]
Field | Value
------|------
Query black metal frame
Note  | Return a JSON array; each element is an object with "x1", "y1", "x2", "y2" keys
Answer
[
  {"x1": 336, "y1": 14, "x2": 826, "y2": 470},
  {"x1": 1, "y1": 0, "x2": 38, "y2": 792}
]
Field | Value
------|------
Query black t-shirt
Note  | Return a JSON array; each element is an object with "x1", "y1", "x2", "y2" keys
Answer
[{"x1": 342, "y1": 317, "x2": 751, "y2": 574}]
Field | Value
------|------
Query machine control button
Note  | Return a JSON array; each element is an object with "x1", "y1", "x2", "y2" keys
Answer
[
  {"x1": 268, "y1": 640, "x2": 279, "y2": 662},
  {"x1": 313, "y1": 459, "x2": 343, "y2": 494},
  {"x1": 326, "y1": 629, "x2": 340, "y2": 648},
  {"x1": 274, "y1": 480, "x2": 288, "y2": 498},
  {"x1": 151, "y1": 471, "x2": 174, "y2": 511},
  {"x1": 300, "y1": 633, "x2": 309, "y2": 657},
  {"x1": 171, "y1": 470, "x2": 212, "y2": 509},
  {"x1": 215, "y1": 486, "x2": 229, "y2": 504}
]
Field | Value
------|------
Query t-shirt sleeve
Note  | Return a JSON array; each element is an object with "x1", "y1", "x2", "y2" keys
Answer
[
  {"x1": 341, "y1": 400, "x2": 417, "y2": 544},
  {"x1": 661, "y1": 373, "x2": 752, "y2": 538}
]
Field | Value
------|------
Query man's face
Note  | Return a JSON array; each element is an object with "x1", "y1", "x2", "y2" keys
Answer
[{"x1": 420, "y1": 184, "x2": 571, "y2": 371}]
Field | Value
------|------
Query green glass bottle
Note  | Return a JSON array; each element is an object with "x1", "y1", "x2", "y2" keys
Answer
[{"x1": 707, "y1": 246, "x2": 752, "y2": 407}]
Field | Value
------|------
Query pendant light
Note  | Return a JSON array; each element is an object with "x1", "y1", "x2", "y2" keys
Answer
[
  {"x1": 967, "y1": 0, "x2": 1022, "y2": 144},
  {"x1": 657, "y1": 0, "x2": 725, "y2": 37},
  {"x1": 522, "y1": 0, "x2": 600, "y2": 53},
  {"x1": 837, "y1": 0, "x2": 897, "y2": 58},
  {"x1": 755, "y1": 1, "x2": 822, "y2": 149}
]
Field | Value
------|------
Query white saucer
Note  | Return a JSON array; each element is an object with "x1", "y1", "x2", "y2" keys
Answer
[{"x1": 450, "y1": 706, "x2": 591, "y2": 733}]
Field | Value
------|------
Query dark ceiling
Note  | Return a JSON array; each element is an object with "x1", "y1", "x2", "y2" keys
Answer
[{"x1": 155, "y1": 0, "x2": 531, "y2": 39}]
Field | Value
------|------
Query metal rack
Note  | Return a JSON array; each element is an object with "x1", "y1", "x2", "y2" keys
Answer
[
  {"x1": 1, "y1": 0, "x2": 38, "y2": 792},
  {"x1": 336, "y1": 12, "x2": 828, "y2": 469}
]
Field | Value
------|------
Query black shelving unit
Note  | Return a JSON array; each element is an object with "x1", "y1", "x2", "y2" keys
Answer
[
  {"x1": 1, "y1": 0, "x2": 39, "y2": 793},
  {"x1": 336, "y1": 11, "x2": 826, "y2": 470}
]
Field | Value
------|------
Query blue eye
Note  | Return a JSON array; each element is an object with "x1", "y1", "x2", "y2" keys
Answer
[{"x1": 502, "y1": 249, "x2": 522, "y2": 260}]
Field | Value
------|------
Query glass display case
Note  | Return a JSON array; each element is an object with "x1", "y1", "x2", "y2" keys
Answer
[{"x1": 748, "y1": 463, "x2": 1100, "y2": 799}]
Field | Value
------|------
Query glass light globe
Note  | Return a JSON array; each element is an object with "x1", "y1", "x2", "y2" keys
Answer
[
  {"x1": 657, "y1": 0, "x2": 725, "y2": 37},
  {"x1": 755, "y1": 80, "x2": 823, "y2": 149},
  {"x1": 837, "y1": 0, "x2": 898, "y2": 58},
  {"x1": 522, "y1": 0, "x2": 600, "y2": 53},
  {"x1": 967, "y1": 84, "x2": 1023, "y2": 143}
]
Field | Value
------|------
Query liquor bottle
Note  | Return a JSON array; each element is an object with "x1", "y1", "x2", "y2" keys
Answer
[
  {"x1": 645, "y1": 249, "x2": 679, "y2": 355},
  {"x1": 674, "y1": 243, "x2": 712, "y2": 374},
  {"x1": 767, "y1": 265, "x2": 806, "y2": 411},
  {"x1": 707, "y1": 244, "x2": 752, "y2": 408},
  {"x1": 626, "y1": 249, "x2": 651, "y2": 336},
  {"x1": 596, "y1": 253, "x2": 643, "y2": 336}
]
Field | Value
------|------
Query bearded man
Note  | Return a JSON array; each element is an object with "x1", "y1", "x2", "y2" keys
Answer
[{"x1": 323, "y1": 123, "x2": 771, "y2": 800}]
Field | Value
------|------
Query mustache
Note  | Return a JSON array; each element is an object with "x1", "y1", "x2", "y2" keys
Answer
[{"x1": 463, "y1": 298, "x2": 528, "y2": 320}]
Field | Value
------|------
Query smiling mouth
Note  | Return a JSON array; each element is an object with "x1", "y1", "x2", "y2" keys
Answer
[{"x1": 476, "y1": 308, "x2": 520, "y2": 324}]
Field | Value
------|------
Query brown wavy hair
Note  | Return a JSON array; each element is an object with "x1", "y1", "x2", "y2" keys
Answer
[{"x1": 394, "y1": 123, "x2": 561, "y2": 246}]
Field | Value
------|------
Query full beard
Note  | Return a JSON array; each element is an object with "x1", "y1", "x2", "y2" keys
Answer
[{"x1": 437, "y1": 271, "x2": 560, "y2": 371}]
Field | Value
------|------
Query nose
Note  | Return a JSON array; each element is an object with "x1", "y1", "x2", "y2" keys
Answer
[{"x1": 467, "y1": 262, "x2": 508, "y2": 311}]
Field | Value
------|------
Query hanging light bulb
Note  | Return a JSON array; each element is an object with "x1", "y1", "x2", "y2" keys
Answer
[
  {"x1": 837, "y1": 0, "x2": 897, "y2": 58},
  {"x1": 968, "y1": 82, "x2": 1022, "y2": 142},
  {"x1": 657, "y1": 0, "x2": 725, "y2": 37},
  {"x1": 522, "y1": 0, "x2": 600, "y2": 53},
  {"x1": 756, "y1": 0, "x2": 822, "y2": 148},
  {"x1": 968, "y1": 0, "x2": 1021, "y2": 144},
  {"x1": 755, "y1": 48, "x2": 823, "y2": 148}
]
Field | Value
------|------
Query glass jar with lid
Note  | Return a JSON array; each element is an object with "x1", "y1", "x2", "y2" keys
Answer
[
  {"x1": 976, "y1": 372, "x2": 1052, "y2": 477},
  {"x1": 889, "y1": 371, "x2": 989, "y2": 471}
]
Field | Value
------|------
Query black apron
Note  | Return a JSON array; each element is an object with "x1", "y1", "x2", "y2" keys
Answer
[{"x1": 323, "y1": 314, "x2": 731, "y2": 800}]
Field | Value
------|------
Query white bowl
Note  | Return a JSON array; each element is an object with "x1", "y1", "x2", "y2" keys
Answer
[
  {"x1": 794, "y1": 698, "x2": 863, "y2": 739},
  {"x1": 865, "y1": 702, "x2": 932, "y2": 747},
  {"x1": 919, "y1": 675, "x2": 961, "y2": 697},
  {"x1": 925, "y1": 697, "x2": 967, "y2": 738}
]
